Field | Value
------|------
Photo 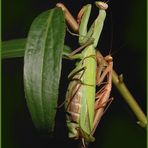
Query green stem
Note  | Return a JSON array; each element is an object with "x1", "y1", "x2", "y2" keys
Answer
[
  {"x1": 98, "y1": 51, "x2": 147, "y2": 128},
  {"x1": 112, "y1": 70, "x2": 147, "y2": 128},
  {"x1": 2, "y1": 39, "x2": 147, "y2": 128}
]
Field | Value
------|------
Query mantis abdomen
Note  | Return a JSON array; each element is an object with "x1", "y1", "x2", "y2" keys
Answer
[{"x1": 66, "y1": 46, "x2": 96, "y2": 142}]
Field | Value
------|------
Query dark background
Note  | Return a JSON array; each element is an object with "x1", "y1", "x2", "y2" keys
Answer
[{"x1": 2, "y1": 0, "x2": 146, "y2": 148}]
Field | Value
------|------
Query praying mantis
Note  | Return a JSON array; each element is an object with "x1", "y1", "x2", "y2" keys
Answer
[{"x1": 57, "y1": 1, "x2": 113, "y2": 145}]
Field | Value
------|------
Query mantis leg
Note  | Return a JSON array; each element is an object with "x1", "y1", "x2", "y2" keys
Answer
[
  {"x1": 95, "y1": 57, "x2": 113, "y2": 107},
  {"x1": 56, "y1": 3, "x2": 79, "y2": 32},
  {"x1": 58, "y1": 66, "x2": 86, "y2": 109},
  {"x1": 78, "y1": 2, "x2": 107, "y2": 48},
  {"x1": 96, "y1": 51, "x2": 113, "y2": 85},
  {"x1": 68, "y1": 53, "x2": 96, "y2": 81},
  {"x1": 66, "y1": 65, "x2": 88, "y2": 109},
  {"x1": 92, "y1": 53, "x2": 113, "y2": 134},
  {"x1": 68, "y1": 38, "x2": 94, "y2": 57},
  {"x1": 92, "y1": 97, "x2": 113, "y2": 135},
  {"x1": 96, "y1": 97, "x2": 114, "y2": 113}
]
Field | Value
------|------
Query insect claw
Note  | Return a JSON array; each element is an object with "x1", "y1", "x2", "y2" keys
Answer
[{"x1": 81, "y1": 138, "x2": 87, "y2": 148}]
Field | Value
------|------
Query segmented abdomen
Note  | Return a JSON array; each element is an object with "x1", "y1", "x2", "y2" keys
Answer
[{"x1": 65, "y1": 74, "x2": 83, "y2": 139}]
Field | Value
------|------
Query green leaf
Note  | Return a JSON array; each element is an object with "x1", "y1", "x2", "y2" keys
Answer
[
  {"x1": 2, "y1": 39, "x2": 71, "y2": 59},
  {"x1": 24, "y1": 8, "x2": 66, "y2": 133},
  {"x1": 2, "y1": 39, "x2": 26, "y2": 59}
]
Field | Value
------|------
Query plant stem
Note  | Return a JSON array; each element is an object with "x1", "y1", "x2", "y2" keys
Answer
[
  {"x1": 97, "y1": 51, "x2": 147, "y2": 128},
  {"x1": 112, "y1": 70, "x2": 147, "y2": 128}
]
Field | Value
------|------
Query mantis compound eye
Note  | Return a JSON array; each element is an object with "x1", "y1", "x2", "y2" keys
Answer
[{"x1": 95, "y1": 1, "x2": 108, "y2": 10}]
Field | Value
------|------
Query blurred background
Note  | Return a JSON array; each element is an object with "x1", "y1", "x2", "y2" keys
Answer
[{"x1": 2, "y1": 0, "x2": 146, "y2": 148}]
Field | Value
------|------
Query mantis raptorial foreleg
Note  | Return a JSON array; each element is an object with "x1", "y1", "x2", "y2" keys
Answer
[{"x1": 56, "y1": 3, "x2": 79, "y2": 32}]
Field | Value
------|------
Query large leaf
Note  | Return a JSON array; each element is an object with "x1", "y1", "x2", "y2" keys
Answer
[
  {"x1": 2, "y1": 38, "x2": 71, "y2": 59},
  {"x1": 24, "y1": 8, "x2": 66, "y2": 133}
]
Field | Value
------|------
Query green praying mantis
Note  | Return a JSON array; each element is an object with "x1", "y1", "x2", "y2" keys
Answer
[
  {"x1": 57, "y1": 1, "x2": 113, "y2": 145},
  {"x1": 2, "y1": 1, "x2": 146, "y2": 148}
]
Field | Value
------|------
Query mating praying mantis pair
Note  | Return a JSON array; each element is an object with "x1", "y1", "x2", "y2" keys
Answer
[{"x1": 57, "y1": 1, "x2": 113, "y2": 145}]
